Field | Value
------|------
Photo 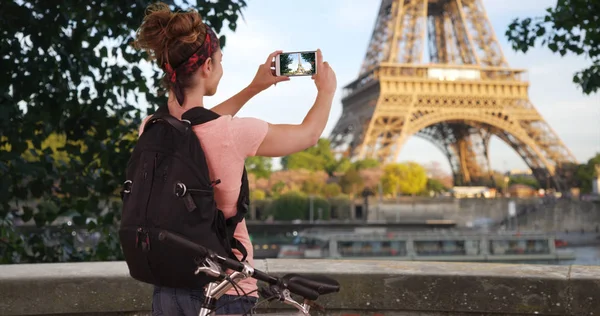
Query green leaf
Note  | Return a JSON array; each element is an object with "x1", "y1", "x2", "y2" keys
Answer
[
  {"x1": 72, "y1": 215, "x2": 87, "y2": 226},
  {"x1": 22, "y1": 206, "x2": 34, "y2": 223},
  {"x1": 86, "y1": 220, "x2": 97, "y2": 230}
]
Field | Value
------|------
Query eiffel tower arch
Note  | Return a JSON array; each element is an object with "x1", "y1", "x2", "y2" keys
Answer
[{"x1": 329, "y1": 0, "x2": 577, "y2": 190}]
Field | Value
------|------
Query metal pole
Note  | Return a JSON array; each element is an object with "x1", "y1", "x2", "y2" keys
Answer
[
  {"x1": 378, "y1": 181, "x2": 383, "y2": 221},
  {"x1": 309, "y1": 195, "x2": 314, "y2": 223}
]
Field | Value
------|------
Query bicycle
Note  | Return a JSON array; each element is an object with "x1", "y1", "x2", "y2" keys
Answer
[{"x1": 158, "y1": 230, "x2": 341, "y2": 316}]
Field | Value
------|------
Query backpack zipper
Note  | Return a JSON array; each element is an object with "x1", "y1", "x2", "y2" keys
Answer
[{"x1": 137, "y1": 153, "x2": 157, "y2": 252}]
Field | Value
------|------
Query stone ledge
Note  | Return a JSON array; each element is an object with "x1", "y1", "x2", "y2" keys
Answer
[{"x1": 0, "y1": 260, "x2": 598, "y2": 316}]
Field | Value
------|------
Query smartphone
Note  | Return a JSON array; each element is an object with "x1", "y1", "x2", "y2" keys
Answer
[{"x1": 275, "y1": 50, "x2": 317, "y2": 77}]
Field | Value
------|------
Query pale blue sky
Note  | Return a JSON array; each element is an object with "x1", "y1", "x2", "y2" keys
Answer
[{"x1": 164, "y1": 0, "x2": 600, "y2": 173}]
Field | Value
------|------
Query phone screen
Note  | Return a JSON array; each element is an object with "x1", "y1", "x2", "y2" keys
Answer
[{"x1": 277, "y1": 51, "x2": 317, "y2": 77}]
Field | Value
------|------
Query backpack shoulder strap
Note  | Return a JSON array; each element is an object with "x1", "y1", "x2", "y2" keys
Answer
[
  {"x1": 226, "y1": 167, "x2": 250, "y2": 261},
  {"x1": 181, "y1": 107, "x2": 220, "y2": 125},
  {"x1": 227, "y1": 168, "x2": 250, "y2": 226},
  {"x1": 182, "y1": 106, "x2": 250, "y2": 262},
  {"x1": 143, "y1": 105, "x2": 190, "y2": 134}
]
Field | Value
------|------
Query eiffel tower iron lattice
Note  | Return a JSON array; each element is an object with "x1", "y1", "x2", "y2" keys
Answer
[
  {"x1": 329, "y1": 0, "x2": 577, "y2": 190},
  {"x1": 294, "y1": 52, "x2": 307, "y2": 74}
]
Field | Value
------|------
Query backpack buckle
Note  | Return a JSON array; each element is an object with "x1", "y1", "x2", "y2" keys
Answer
[
  {"x1": 174, "y1": 182, "x2": 187, "y2": 197},
  {"x1": 123, "y1": 180, "x2": 133, "y2": 194}
]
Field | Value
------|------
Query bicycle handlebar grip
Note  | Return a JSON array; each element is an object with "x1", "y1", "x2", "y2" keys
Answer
[
  {"x1": 252, "y1": 269, "x2": 279, "y2": 285},
  {"x1": 158, "y1": 231, "x2": 208, "y2": 258},
  {"x1": 285, "y1": 281, "x2": 320, "y2": 301},
  {"x1": 220, "y1": 256, "x2": 245, "y2": 272}
]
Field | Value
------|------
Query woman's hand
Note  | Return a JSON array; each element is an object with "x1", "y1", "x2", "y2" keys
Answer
[
  {"x1": 311, "y1": 49, "x2": 337, "y2": 95},
  {"x1": 248, "y1": 50, "x2": 290, "y2": 92}
]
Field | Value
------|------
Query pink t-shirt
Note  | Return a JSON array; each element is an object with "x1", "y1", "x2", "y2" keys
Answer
[{"x1": 139, "y1": 111, "x2": 268, "y2": 297}]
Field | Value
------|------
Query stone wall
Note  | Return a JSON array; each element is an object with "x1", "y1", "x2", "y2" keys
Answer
[
  {"x1": 368, "y1": 198, "x2": 599, "y2": 231},
  {"x1": 0, "y1": 259, "x2": 598, "y2": 316},
  {"x1": 512, "y1": 200, "x2": 600, "y2": 232},
  {"x1": 371, "y1": 198, "x2": 533, "y2": 226}
]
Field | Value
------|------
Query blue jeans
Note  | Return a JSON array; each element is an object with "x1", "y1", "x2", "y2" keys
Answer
[{"x1": 152, "y1": 286, "x2": 258, "y2": 315}]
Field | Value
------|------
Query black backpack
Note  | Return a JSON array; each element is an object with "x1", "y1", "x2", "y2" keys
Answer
[{"x1": 119, "y1": 105, "x2": 249, "y2": 289}]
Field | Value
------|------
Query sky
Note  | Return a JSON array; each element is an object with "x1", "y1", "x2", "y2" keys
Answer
[{"x1": 155, "y1": 0, "x2": 600, "y2": 173}]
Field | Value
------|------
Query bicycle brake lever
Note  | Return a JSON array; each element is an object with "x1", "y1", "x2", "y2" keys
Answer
[{"x1": 259, "y1": 285, "x2": 285, "y2": 302}]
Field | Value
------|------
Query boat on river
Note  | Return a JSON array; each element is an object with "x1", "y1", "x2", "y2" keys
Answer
[{"x1": 276, "y1": 229, "x2": 576, "y2": 263}]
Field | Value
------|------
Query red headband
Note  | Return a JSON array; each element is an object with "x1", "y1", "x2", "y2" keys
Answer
[{"x1": 163, "y1": 26, "x2": 219, "y2": 105}]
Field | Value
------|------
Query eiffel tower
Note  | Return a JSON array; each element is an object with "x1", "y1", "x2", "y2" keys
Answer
[
  {"x1": 329, "y1": 0, "x2": 577, "y2": 190},
  {"x1": 294, "y1": 52, "x2": 307, "y2": 74}
]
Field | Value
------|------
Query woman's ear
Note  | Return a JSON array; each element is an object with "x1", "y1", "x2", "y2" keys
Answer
[{"x1": 200, "y1": 58, "x2": 213, "y2": 77}]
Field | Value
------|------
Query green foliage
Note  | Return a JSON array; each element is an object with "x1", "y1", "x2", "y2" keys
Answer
[
  {"x1": 250, "y1": 189, "x2": 266, "y2": 201},
  {"x1": 328, "y1": 196, "x2": 352, "y2": 220},
  {"x1": 574, "y1": 153, "x2": 600, "y2": 193},
  {"x1": 339, "y1": 168, "x2": 363, "y2": 195},
  {"x1": 245, "y1": 156, "x2": 272, "y2": 179},
  {"x1": 279, "y1": 53, "x2": 293, "y2": 74},
  {"x1": 269, "y1": 181, "x2": 286, "y2": 198},
  {"x1": 285, "y1": 151, "x2": 325, "y2": 172},
  {"x1": 505, "y1": 0, "x2": 600, "y2": 94},
  {"x1": 282, "y1": 138, "x2": 379, "y2": 178},
  {"x1": 322, "y1": 183, "x2": 342, "y2": 198},
  {"x1": 1, "y1": 0, "x2": 246, "y2": 264},
  {"x1": 352, "y1": 158, "x2": 380, "y2": 170},
  {"x1": 509, "y1": 176, "x2": 541, "y2": 189},
  {"x1": 284, "y1": 138, "x2": 350, "y2": 175},
  {"x1": 301, "y1": 177, "x2": 324, "y2": 195},
  {"x1": 265, "y1": 191, "x2": 330, "y2": 221},
  {"x1": 381, "y1": 162, "x2": 428, "y2": 196},
  {"x1": 300, "y1": 52, "x2": 316, "y2": 72},
  {"x1": 426, "y1": 178, "x2": 448, "y2": 193}
]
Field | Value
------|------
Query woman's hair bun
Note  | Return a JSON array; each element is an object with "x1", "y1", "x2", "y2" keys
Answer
[{"x1": 132, "y1": 2, "x2": 206, "y2": 65}]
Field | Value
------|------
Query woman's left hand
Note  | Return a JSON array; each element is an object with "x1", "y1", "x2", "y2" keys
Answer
[{"x1": 248, "y1": 50, "x2": 290, "y2": 92}]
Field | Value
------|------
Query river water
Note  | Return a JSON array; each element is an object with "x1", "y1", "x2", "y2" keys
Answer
[{"x1": 559, "y1": 246, "x2": 600, "y2": 266}]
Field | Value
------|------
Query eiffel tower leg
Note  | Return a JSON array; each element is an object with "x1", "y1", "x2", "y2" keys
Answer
[
  {"x1": 405, "y1": 103, "x2": 575, "y2": 191},
  {"x1": 330, "y1": 94, "x2": 379, "y2": 160},
  {"x1": 417, "y1": 123, "x2": 461, "y2": 182},
  {"x1": 417, "y1": 123, "x2": 493, "y2": 186},
  {"x1": 463, "y1": 128, "x2": 494, "y2": 186}
]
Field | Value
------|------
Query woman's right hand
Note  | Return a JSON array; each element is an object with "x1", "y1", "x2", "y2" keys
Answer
[{"x1": 312, "y1": 49, "x2": 337, "y2": 95}]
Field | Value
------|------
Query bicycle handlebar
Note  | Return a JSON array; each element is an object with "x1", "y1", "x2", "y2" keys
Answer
[{"x1": 157, "y1": 230, "x2": 320, "y2": 300}]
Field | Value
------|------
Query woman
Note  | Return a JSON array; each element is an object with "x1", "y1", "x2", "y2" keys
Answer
[{"x1": 132, "y1": 2, "x2": 337, "y2": 316}]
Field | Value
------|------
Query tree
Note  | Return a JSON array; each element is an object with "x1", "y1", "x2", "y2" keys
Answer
[
  {"x1": 285, "y1": 152, "x2": 325, "y2": 172},
  {"x1": 245, "y1": 156, "x2": 272, "y2": 179},
  {"x1": 301, "y1": 176, "x2": 324, "y2": 196},
  {"x1": 352, "y1": 158, "x2": 380, "y2": 170},
  {"x1": 575, "y1": 153, "x2": 600, "y2": 193},
  {"x1": 505, "y1": 0, "x2": 600, "y2": 94},
  {"x1": 1, "y1": 0, "x2": 247, "y2": 264},
  {"x1": 329, "y1": 157, "x2": 351, "y2": 175},
  {"x1": 426, "y1": 178, "x2": 448, "y2": 194},
  {"x1": 322, "y1": 183, "x2": 342, "y2": 198},
  {"x1": 270, "y1": 181, "x2": 287, "y2": 198},
  {"x1": 250, "y1": 189, "x2": 266, "y2": 201},
  {"x1": 381, "y1": 169, "x2": 402, "y2": 197},
  {"x1": 279, "y1": 53, "x2": 293, "y2": 74},
  {"x1": 266, "y1": 191, "x2": 330, "y2": 221},
  {"x1": 423, "y1": 161, "x2": 453, "y2": 188},
  {"x1": 339, "y1": 168, "x2": 364, "y2": 196},
  {"x1": 300, "y1": 52, "x2": 316, "y2": 72},
  {"x1": 380, "y1": 162, "x2": 428, "y2": 196},
  {"x1": 509, "y1": 175, "x2": 540, "y2": 189},
  {"x1": 283, "y1": 138, "x2": 343, "y2": 175}
]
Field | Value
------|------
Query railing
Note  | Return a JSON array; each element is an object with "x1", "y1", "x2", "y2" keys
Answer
[
  {"x1": 0, "y1": 260, "x2": 598, "y2": 315},
  {"x1": 342, "y1": 63, "x2": 529, "y2": 99}
]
